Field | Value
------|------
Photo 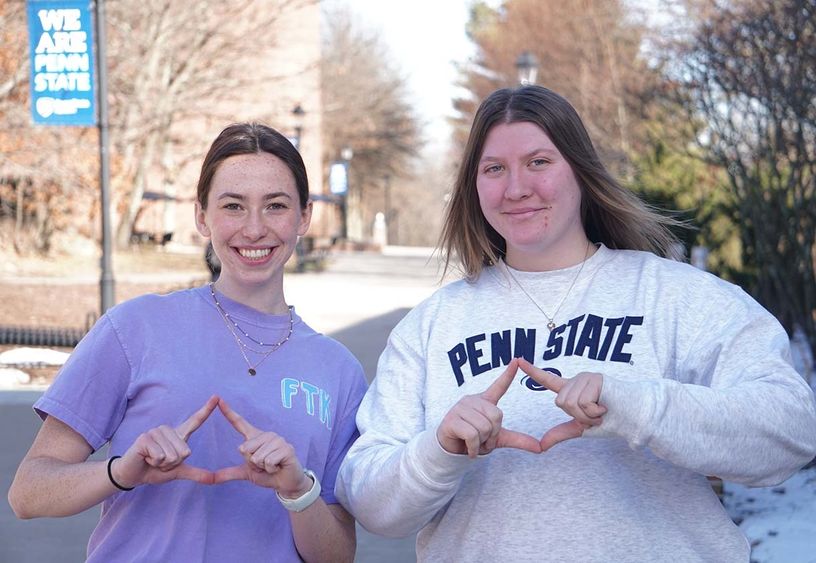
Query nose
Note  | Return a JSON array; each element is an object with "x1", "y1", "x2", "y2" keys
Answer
[
  {"x1": 503, "y1": 168, "x2": 532, "y2": 201},
  {"x1": 242, "y1": 210, "x2": 268, "y2": 240}
]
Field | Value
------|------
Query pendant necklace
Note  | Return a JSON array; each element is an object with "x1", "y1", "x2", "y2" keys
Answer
[
  {"x1": 504, "y1": 241, "x2": 592, "y2": 331},
  {"x1": 210, "y1": 283, "x2": 294, "y2": 376}
]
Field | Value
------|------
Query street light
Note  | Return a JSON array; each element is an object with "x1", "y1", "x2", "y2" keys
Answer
[
  {"x1": 515, "y1": 51, "x2": 539, "y2": 85},
  {"x1": 328, "y1": 147, "x2": 354, "y2": 241},
  {"x1": 341, "y1": 148, "x2": 352, "y2": 240},
  {"x1": 291, "y1": 103, "x2": 305, "y2": 150},
  {"x1": 383, "y1": 174, "x2": 394, "y2": 245}
]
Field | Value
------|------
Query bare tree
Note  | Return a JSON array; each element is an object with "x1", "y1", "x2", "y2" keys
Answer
[
  {"x1": 105, "y1": 0, "x2": 312, "y2": 247},
  {"x1": 452, "y1": 0, "x2": 656, "y2": 174},
  {"x1": 679, "y1": 0, "x2": 816, "y2": 355},
  {"x1": 321, "y1": 6, "x2": 423, "y2": 242},
  {"x1": 0, "y1": 1, "x2": 27, "y2": 113},
  {"x1": 1, "y1": 0, "x2": 315, "y2": 252},
  {"x1": 0, "y1": 0, "x2": 98, "y2": 254}
]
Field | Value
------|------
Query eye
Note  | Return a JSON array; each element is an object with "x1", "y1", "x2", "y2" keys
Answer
[
  {"x1": 483, "y1": 163, "x2": 504, "y2": 174},
  {"x1": 530, "y1": 158, "x2": 548, "y2": 167},
  {"x1": 268, "y1": 202, "x2": 288, "y2": 211},
  {"x1": 222, "y1": 202, "x2": 242, "y2": 211}
]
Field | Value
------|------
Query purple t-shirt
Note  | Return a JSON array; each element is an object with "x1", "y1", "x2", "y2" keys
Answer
[{"x1": 35, "y1": 285, "x2": 367, "y2": 562}]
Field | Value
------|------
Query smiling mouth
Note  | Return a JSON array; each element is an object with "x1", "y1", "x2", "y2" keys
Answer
[
  {"x1": 505, "y1": 205, "x2": 552, "y2": 216},
  {"x1": 237, "y1": 248, "x2": 272, "y2": 260}
]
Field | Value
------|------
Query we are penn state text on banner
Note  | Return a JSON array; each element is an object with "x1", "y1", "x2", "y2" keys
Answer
[{"x1": 26, "y1": 0, "x2": 96, "y2": 126}]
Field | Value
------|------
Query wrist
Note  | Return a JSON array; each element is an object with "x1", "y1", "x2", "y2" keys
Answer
[
  {"x1": 107, "y1": 456, "x2": 136, "y2": 491},
  {"x1": 436, "y1": 426, "x2": 467, "y2": 456},
  {"x1": 276, "y1": 469, "x2": 321, "y2": 512},
  {"x1": 412, "y1": 430, "x2": 474, "y2": 482},
  {"x1": 278, "y1": 473, "x2": 313, "y2": 500}
]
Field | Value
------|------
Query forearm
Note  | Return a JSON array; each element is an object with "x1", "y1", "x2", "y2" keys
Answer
[
  {"x1": 8, "y1": 456, "x2": 119, "y2": 519},
  {"x1": 290, "y1": 501, "x2": 355, "y2": 563},
  {"x1": 336, "y1": 429, "x2": 473, "y2": 537},
  {"x1": 591, "y1": 375, "x2": 816, "y2": 485}
]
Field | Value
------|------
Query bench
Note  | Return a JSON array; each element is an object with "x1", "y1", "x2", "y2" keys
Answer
[{"x1": 295, "y1": 237, "x2": 331, "y2": 273}]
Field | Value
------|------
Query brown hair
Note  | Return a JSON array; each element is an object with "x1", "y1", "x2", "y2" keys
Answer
[
  {"x1": 196, "y1": 122, "x2": 309, "y2": 209},
  {"x1": 440, "y1": 85, "x2": 682, "y2": 279}
]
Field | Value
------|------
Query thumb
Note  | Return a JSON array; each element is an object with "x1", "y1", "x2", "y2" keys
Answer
[
  {"x1": 213, "y1": 465, "x2": 247, "y2": 484},
  {"x1": 540, "y1": 420, "x2": 586, "y2": 452},
  {"x1": 496, "y1": 428, "x2": 542, "y2": 454},
  {"x1": 174, "y1": 464, "x2": 216, "y2": 485}
]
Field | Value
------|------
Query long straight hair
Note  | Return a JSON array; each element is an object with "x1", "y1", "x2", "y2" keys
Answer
[{"x1": 439, "y1": 86, "x2": 682, "y2": 279}]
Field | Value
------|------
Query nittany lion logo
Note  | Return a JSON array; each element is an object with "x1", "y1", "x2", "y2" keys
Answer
[{"x1": 520, "y1": 367, "x2": 562, "y2": 391}]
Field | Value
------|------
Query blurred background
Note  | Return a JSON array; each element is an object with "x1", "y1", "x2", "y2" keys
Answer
[
  {"x1": 1, "y1": 0, "x2": 813, "y2": 355},
  {"x1": 1, "y1": 0, "x2": 815, "y2": 561}
]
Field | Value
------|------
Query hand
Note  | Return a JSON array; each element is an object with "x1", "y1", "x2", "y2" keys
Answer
[
  {"x1": 112, "y1": 395, "x2": 219, "y2": 488},
  {"x1": 517, "y1": 359, "x2": 607, "y2": 451},
  {"x1": 436, "y1": 358, "x2": 542, "y2": 458},
  {"x1": 213, "y1": 399, "x2": 311, "y2": 497}
]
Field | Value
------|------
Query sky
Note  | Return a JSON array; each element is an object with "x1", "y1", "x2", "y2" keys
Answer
[{"x1": 330, "y1": 0, "x2": 481, "y2": 151}]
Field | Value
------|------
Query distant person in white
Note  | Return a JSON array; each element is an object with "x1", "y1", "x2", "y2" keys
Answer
[{"x1": 335, "y1": 85, "x2": 816, "y2": 563}]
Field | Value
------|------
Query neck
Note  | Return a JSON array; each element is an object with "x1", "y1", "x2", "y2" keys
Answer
[
  {"x1": 506, "y1": 238, "x2": 595, "y2": 272},
  {"x1": 212, "y1": 279, "x2": 289, "y2": 314}
]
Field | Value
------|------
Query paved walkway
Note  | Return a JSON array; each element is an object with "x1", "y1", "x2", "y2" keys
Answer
[{"x1": 1, "y1": 249, "x2": 448, "y2": 562}]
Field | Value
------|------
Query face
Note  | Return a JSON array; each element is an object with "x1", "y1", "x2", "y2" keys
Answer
[
  {"x1": 195, "y1": 152, "x2": 311, "y2": 296},
  {"x1": 476, "y1": 121, "x2": 586, "y2": 270}
]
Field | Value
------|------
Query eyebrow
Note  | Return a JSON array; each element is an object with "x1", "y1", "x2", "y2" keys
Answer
[
  {"x1": 216, "y1": 191, "x2": 293, "y2": 201},
  {"x1": 479, "y1": 147, "x2": 558, "y2": 163}
]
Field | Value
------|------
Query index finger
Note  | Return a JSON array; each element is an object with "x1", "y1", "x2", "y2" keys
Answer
[
  {"x1": 481, "y1": 358, "x2": 520, "y2": 404},
  {"x1": 218, "y1": 398, "x2": 258, "y2": 439},
  {"x1": 176, "y1": 395, "x2": 219, "y2": 441},
  {"x1": 517, "y1": 358, "x2": 564, "y2": 393}
]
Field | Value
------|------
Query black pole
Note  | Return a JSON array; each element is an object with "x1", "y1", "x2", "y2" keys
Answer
[
  {"x1": 341, "y1": 196, "x2": 348, "y2": 240},
  {"x1": 342, "y1": 159, "x2": 350, "y2": 240},
  {"x1": 384, "y1": 174, "x2": 391, "y2": 244},
  {"x1": 94, "y1": 0, "x2": 115, "y2": 313}
]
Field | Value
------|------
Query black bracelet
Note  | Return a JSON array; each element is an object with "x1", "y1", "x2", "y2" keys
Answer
[{"x1": 107, "y1": 456, "x2": 135, "y2": 491}]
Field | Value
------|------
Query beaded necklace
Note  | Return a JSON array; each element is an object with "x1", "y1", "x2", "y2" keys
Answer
[{"x1": 210, "y1": 283, "x2": 294, "y2": 376}]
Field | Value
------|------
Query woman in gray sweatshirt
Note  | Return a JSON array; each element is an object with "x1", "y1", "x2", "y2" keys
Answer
[{"x1": 335, "y1": 85, "x2": 816, "y2": 563}]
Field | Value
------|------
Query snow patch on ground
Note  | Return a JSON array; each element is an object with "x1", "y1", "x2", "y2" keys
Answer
[
  {"x1": 0, "y1": 347, "x2": 70, "y2": 366},
  {"x1": 723, "y1": 329, "x2": 816, "y2": 563},
  {"x1": 724, "y1": 464, "x2": 816, "y2": 563}
]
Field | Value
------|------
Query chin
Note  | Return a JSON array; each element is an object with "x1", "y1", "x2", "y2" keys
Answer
[{"x1": 506, "y1": 236, "x2": 548, "y2": 252}]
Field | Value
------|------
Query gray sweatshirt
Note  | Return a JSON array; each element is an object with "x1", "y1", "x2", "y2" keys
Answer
[{"x1": 336, "y1": 245, "x2": 816, "y2": 562}]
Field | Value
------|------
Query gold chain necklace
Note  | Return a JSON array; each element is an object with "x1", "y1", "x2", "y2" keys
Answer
[
  {"x1": 210, "y1": 284, "x2": 294, "y2": 376},
  {"x1": 504, "y1": 241, "x2": 592, "y2": 331}
]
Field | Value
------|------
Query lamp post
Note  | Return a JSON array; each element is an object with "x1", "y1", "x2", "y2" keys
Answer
[
  {"x1": 291, "y1": 104, "x2": 305, "y2": 150},
  {"x1": 328, "y1": 147, "x2": 352, "y2": 241},
  {"x1": 340, "y1": 147, "x2": 353, "y2": 240},
  {"x1": 383, "y1": 174, "x2": 392, "y2": 245},
  {"x1": 515, "y1": 51, "x2": 539, "y2": 86},
  {"x1": 95, "y1": 0, "x2": 115, "y2": 313}
]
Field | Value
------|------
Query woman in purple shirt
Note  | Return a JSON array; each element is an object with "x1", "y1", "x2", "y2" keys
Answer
[{"x1": 8, "y1": 123, "x2": 367, "y2": 562}]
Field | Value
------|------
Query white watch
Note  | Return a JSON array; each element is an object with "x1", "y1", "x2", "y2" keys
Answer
[{"x1": 276, "y1": 469, "x2": 321, "y2": 512}]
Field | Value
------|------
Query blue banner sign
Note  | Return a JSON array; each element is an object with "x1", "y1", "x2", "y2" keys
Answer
[
  {"x1": 329, "y1": 161, "x2": 348, "y2": 195},
  {"x1": 26, "y1": 0, "x2": 95, "y2": 126}
]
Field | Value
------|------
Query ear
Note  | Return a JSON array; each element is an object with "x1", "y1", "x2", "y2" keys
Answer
[
  {"x1": 297, "y1": 200, "x2": 313, "y2": 237},
  {"x1": 195, "y1": 201, "x2": 211, "y2": 238}
]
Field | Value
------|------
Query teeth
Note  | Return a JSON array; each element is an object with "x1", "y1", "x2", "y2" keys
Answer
[{"x1": 239, "y1": 248, "x2": 271, "y2": 260}]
